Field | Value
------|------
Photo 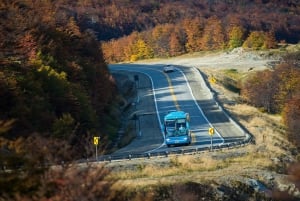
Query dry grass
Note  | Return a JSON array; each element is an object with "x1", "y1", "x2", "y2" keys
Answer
[
  {"x1": 108, "y1": 148, "x2": 274, "y2": 186},
  {"x1": 225, "y1": 103, "x2": 290, "y2": 157}
]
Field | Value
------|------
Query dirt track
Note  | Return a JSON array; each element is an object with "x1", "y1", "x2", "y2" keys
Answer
[{"x1": 136, "y1": 47, "x2": 279, "y2": 71}]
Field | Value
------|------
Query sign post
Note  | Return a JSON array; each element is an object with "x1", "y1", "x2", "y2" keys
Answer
[
  {"x1": 93, "y1": 137, "x2": 100, "y2": 161},
  {"x1": 208, "y1": 127, "x2": 214, "y2": 151},
  {"x1": 134, "y1": 75, "x2": 139, "y2": 88}
]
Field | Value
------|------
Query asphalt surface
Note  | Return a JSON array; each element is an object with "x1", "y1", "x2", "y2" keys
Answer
[
  {"x1": 110, "y1": 64, "x2": 247, "y2": 155},
  {"x1": 180, "y1": 66, "x2": 246, "y2": 142},
  {"x1": 112, "y1": 70, "x2": 163, "y2": 155}
]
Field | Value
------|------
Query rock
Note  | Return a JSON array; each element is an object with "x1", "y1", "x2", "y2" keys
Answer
[{"x1": 275, "y1": 176, "x2": 300, "y2": 198}]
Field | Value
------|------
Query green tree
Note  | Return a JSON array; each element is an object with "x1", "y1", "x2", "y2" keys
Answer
[{"x1": 52, "y1": 113, "x2": 76, "y2": 139}]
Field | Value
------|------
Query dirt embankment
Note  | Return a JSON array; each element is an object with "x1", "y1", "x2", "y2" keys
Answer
[{"x1": 136, "y1": 47, "x2": 281, "y2": 70}]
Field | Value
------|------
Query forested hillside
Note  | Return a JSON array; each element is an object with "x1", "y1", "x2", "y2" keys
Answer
[
  {"x1": 1, "y1": 0, "x2": 300, "y2": 199},
  {"x1": 76, "y1": 0, "x2": 300, "y2": 41},
  {"x1": 0, "y1": 0, "x2": 117, "y2": 176},
  {"x1": 98, "y1": 0, "x2": 300, "y2": 62}
]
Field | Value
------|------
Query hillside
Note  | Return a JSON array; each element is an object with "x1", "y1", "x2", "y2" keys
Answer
[
  {"x1": 0, "y1": 1, "x2": 119, "y2": 198},
  {"x1": 1, "y1": 0, "x2": 300, "y2": 200},
  {"x1": 76, "y1": 0, "x2": 300, "y2": 42}
]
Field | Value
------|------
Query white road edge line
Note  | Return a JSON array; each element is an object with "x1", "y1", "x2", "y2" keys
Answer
[
  {"x1": 111, "y1": 65, "x2": 225, "y2": 154},
  {"x1": 176, "y1": 67, "x2": 225, "y2": 144},
  {"x1": 111, "y1": 68, "x2": 166, "y2": 152}
]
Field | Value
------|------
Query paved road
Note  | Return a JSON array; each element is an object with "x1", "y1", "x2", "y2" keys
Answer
[{"x1": 110, "y1": 64, "x2": 246, "y2": 155}]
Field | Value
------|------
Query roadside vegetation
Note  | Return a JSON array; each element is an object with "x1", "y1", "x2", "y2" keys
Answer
[{"x1": 207, "y1": 50, "x2": 300, "y2": 148}]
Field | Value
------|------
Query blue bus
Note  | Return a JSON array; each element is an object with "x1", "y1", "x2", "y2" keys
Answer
[{"x1": 162, "y1": 110, "x2": 191, "y2": 147}]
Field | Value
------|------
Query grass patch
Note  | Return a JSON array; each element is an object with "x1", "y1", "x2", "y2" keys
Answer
[
  {"x1": 219, "y1": 68, "x2": 243, "y2": 93},
  {"x1": 109, "y1": 154, "x2": 235, "y2": 181},
  {"x1": 223, "y1": 68, "x2": 239, "y2": 77},
  {"x1": 107, "y1": 149, "x2": 276, "y2": 188},
  {"x1": 220, "y1": 77, "x2": 241, "y2": 93}
]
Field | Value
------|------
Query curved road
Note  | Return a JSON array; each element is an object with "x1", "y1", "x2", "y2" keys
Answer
[{"x1": 110, "y1": 64, "x2": 246, "y2": 155}]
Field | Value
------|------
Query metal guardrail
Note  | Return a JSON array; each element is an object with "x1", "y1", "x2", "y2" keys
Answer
[
  {"x1": 0, "y1": 138, "x2": 250, "y2": 172},
  {"x1": 80, "y1": 134, "x2": 254, "y2": 164}
]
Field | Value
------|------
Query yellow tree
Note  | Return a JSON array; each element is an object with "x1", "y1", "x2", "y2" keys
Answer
[
  {"x1": 130, "y1": 39, "x2": 153, "y2": 61},
  {"x1": 228, "y1": 26, "x2": 245, "y2": 49},
  {"x1": 243, "y1": 31, "x2": 265, "y2": 50},
  {"x1": 122, "y1": 31, "x2": 139, "y2": 62}
]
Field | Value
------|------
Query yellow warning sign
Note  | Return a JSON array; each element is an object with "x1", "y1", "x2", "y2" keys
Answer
[
  {"x1": 93, "y1": 137, "x2": 100, "y2": 145},
  {"x1": 209, "y1": 127, "x2": 214, "y2": 135},
  {"x1": 209, "y1": 76, "x2": 216, "y2": 84}
]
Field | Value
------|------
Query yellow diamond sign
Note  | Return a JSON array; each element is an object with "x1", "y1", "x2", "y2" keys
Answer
[
  {"x1": 209, "y1": 127, "x2": 214, "y2": 135},
  {"x1": 93, "y1": 137, "x2": 100, "y2": 145}
]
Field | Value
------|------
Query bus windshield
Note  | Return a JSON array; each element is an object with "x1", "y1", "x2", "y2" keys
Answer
[
  {"x1": 165, "y1": 120, "x2": 175, "y2": 128},
  {"x1": 176, "y1": 119, "x2": 186, "y2": 129}
]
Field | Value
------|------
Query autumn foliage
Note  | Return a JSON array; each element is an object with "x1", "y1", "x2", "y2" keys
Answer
[
  {"x1": 0, "y1": 1, "x2": 117, "y2": 198},
  {"x1": 0, "y1": 0, "x2": 300, "y2": 199},
  {"x1": 241, "y1": 51, "x2": 300, "y2": 147},
  {"x1": 99, "y1": 0, "x2": 299, "y2": 63}
]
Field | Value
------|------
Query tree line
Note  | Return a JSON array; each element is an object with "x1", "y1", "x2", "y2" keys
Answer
[
  {"x1": 77, "y1": 0, "x2": 300, "y2": 42},
  {"x1": 101, "y1": 18, "x2": 278, "y2": 63},
  {"x1": 94, "y1": 0, "x2": 299, "y2": 63}
]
